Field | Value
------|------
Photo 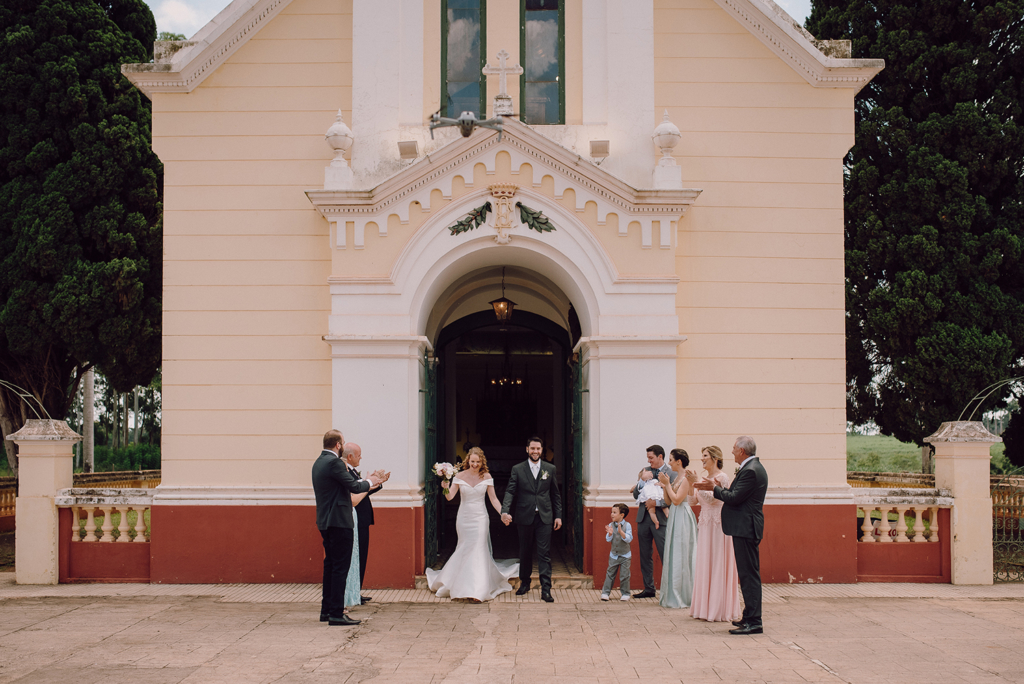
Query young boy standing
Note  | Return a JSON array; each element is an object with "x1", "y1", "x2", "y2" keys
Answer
[{"x1": 601, "y1": 503, "x2": 633, "y2": 601}]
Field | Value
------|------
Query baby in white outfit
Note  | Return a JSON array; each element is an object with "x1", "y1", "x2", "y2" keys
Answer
[{"x1": 636, "y1": 479, "x2": 665, "y2": 529}]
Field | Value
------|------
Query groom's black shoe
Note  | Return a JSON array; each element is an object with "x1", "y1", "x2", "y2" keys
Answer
[
  {"x1": 328, "y1": 615, "x2": 360, "y2": 626},
  {"x1": 320, "y1": 613, "x2": 329, "y2": 622},
  {"x1": 360, "y1": 596, "x2": 371, "y2": 604},
  {"x1": 731, "y1": 620, "x2": 745, "y2": 627},
  {"x1": 515, "y1": 584, "x2": 531, "y2": 596},
  {"x1": 541, "y1": 591, "x2": 554, "y2": 602},
  {"x1": 632, "y1": 590, "x2": 656, "y2": 599},
  {"x1": 729, "y1": 623, "x2": 763, "y2": 635}
]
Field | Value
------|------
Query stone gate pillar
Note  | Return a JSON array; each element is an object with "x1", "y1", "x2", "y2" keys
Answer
[
  {"x1": 8, "y1": 419, "x2": 82, "y2": 584},
  {"x1": 925, "y1": 421, "x2": 998, "y2": 585}
]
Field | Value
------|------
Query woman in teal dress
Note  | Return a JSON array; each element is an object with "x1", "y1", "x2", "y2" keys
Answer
[
  {"x1": 344, "y1": 491, "x2": 370, "y2": 612},
  {"x1": 658, "y1": 448, "x2": 698, "y2": 608}
]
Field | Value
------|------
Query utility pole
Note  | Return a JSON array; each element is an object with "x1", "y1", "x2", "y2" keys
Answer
[
  {"x1": 84, "y1": 368, "x2": 94, "y2": 473},
  {"x1": 133, "y1": 387, "x2": 139, "y2": 445}
]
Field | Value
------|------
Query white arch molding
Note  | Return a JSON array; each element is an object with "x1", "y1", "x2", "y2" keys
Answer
[{"x1": 325, "y1": 190, "x2": 684, "y2": 510}]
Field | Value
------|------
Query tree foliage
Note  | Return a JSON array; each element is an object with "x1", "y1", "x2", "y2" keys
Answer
[
  {"x1": 807, "y1": 0, "x2": 1024, "y2": 443},
  {"x1": 0, "y1": 0, "x2": 162, "y2": 470}
]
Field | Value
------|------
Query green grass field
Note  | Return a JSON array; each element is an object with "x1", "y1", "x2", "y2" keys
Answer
[{"x1": 847, "y1": 434, "x2": 1009, "y2": 473}]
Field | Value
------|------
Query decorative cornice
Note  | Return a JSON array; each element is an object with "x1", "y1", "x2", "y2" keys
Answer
[
  {"x1": 305, "y1": 118, "x2": 702, "y2": 221},
  {"x1": 712, "y1": 0, "x2": 883, "y2": 92},
  {"x1": 925, "y1": 421, "x2": 1003, "y2": 444},
  {"x1": 151, "y1": 484, "x2": 424, "y2": 507},
  {"x1": 6, "y1": 419, "x2": 82, "y2": 443},
  {"x1": 853, "y1": 488, "x2": 954, "y2": 507},
  {"x1": 56, "y1": 488, "x2": 154, "y2": 507},
  {"x1": 121, "y1": 0, "x2": 290, "y2": 99}
]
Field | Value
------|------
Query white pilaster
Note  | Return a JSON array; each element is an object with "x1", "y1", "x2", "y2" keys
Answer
[
  {"x1": 579, "y1": 336, "x2": 682, "y2": 495},
  {"x1": 581, "y1": 0, "x2": 608, "y2": 126}
]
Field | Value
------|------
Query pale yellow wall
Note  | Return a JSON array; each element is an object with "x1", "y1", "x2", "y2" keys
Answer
[
  {"x1": 154, "y1": 0, "x2": 352, "y2": 487},
  {"x1": 654, "y1": 0, "x2": 852, "y2": 485},
  {"x1": 155, "y1": 0, "x2": 855, "y2": 489}
]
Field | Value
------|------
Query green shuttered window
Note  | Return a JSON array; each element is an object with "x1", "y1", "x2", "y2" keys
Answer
[
  {"x1": 521, "y1": 0, "x2": 564, "y2": 125},
  {"x1": 442, "y1": 0, "x2": 486, "y2": 118}
]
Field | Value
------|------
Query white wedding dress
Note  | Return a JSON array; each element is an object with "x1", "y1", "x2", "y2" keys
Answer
[{"x1": 426, "y1": 477, "x2": 519, "y2": 601}]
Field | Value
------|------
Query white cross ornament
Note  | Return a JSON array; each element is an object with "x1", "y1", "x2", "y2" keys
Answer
[{"x1": 482, "y1": 50, "x2": 523, "y2": 116}]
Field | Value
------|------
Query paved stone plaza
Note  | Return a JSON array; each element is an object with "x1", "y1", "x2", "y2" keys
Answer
[{"x1": 1, "y1": 574, "x2": 1023, "y2": 684}]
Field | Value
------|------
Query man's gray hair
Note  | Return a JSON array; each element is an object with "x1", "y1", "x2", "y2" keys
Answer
[
  {"x1": 341, "y1": 444, "x2": 358, "y2": 460},
  {"x1": 735, "y1": 436, "x2": 757, "y2": 457}
]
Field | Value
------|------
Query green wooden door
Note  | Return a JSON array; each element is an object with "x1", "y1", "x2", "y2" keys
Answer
[
  {"x1": 567, "y1": 353, "x2": 584, "y2": 571},
  {"x1": 423, "y1": 353, "x2": 440, "y2": 569}
]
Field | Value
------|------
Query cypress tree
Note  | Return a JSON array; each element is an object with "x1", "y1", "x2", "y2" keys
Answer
[
  {"x1": 807, "y1": 0, "x2": 1024, "y2": 444},
  {"x1": 0, "y1": 0, "x2": 162, "y2": 472}
]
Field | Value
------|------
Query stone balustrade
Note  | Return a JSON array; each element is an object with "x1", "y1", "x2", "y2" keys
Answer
[
  {"x1": 55, "y1": 489, "x2": 153, "y2": 543},
  {"x1": 0, "y1": 486, "x2": 14, "y2": 517},
  {"x1": 855, "y1": 488, "x2": 953, "y2": 543}
]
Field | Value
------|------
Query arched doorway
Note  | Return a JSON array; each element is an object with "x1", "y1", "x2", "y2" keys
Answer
[
  {"x1": 321, "y1": 166, "x2": 686, "y2": 586},
  {"x1": 423, "y1": 269, "x2": 585, "y2": 571}
]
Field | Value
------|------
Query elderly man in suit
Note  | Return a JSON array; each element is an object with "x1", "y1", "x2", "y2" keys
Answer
[
  {"x1": 694, "y1": 435, "x2": 768, "y2": 634},
  {"x1": 341, "y1": 442, "x2": 389, "y2": 603},
  {"x1": 501, "y1": 436, "x2": 563, "y2": 602},
  {"x1": 313, "y1": 430, "x2": 381, "y2": 626},
  {"x1": 631, "y1": 444, "x2": 676, "y2": 599}
]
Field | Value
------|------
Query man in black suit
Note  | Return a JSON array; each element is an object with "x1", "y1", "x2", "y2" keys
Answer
[
  {"x1": 631, "y1": 444, "x2": 676, "y2": 599},
  {"x1": 341, "y1": 442, "x2": 389, "y2": 604},
  {"x1": 501, "y1": 436, "x2": 563, "y2": 602},
  {"x1": 312, "y1": 430, "x2": 381, "y2": 626},
  {"x1": 694, "y1": 435, "x2": 768, "y2": 634}
]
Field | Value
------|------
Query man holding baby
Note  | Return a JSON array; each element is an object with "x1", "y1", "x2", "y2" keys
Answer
[{"x1": 630, "y1": 444, "x2": 676, "y2": 598}]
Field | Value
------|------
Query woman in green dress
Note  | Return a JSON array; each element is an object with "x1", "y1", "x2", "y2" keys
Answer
[{"x1": 658, "y1": 448, "x2": 698, "y2": 608}]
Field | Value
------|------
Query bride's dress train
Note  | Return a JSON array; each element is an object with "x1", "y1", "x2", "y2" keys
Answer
[{"x1": 426, "y1": 477, "x2": 519, "y2": 601}]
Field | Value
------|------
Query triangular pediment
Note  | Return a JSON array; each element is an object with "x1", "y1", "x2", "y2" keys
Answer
[
  {"x1": 309, "y1": 118, "x2": 699, "y2": 215},
  {"x1": 305, "y1": 118, "x2": 701, "y2": 251}
]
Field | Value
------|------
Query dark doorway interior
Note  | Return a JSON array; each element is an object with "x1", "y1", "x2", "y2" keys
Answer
[{"x1": 432, "y1": 311, "x2": 570, "y2": 564}]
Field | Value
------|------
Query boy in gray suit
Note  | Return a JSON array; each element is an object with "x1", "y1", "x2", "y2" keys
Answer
[{"x1": 601, "y1": 503, "x2": 633, "y2": 601}]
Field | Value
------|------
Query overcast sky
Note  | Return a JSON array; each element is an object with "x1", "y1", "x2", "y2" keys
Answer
[{"x1": 145, "y1": 0, "x2": 813, "y2": 39}]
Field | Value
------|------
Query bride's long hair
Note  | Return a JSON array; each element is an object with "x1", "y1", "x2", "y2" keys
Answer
[{"x1": 459, "y1": 446, "x2": 490, "y2": 475}]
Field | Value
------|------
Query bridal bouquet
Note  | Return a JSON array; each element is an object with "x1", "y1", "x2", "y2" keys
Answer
[{"x1": 432, "y1": 462, "x2": 458, "y2": 495}]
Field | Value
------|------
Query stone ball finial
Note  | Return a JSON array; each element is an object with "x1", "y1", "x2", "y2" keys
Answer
[
  {"x1": 325, "y1": 110, "x2": 354, "y2": 166},
  {"x1": 652, "y1": 110, "x2": 680, "y2": 164}
]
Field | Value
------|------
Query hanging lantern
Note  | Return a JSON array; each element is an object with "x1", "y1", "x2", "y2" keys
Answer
[{"x1": 490, "y1": 267, "x2": 516, "y2": 322}]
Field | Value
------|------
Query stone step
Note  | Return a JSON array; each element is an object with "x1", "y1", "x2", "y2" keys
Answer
[{"x1": 415, "y1": 573, "x2": 593, "y2": 590}]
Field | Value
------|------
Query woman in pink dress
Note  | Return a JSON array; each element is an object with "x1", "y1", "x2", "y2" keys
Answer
[{"x1": 686, "y1": 445, "x2": 742, "y2": 622}]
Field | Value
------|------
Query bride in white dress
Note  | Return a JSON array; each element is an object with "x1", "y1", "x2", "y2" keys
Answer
[{"x1": 426, "y1": 447, "x2": 519, "y2": 601}]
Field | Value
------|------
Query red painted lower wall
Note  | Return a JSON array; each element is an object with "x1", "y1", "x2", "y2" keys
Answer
[
  {"x1": 149, "y1": 506, "x2": 419, "y2": 587},
  {"x1": 856, "y1": 508, "x2": 951, "y2": 582},
  {"x1": 56, "y1": 503, "x2": 948, "y2": 586},
  {"x1": 58, "y1": 507, "x2": 151, "y2": 583},
  {"x1": 585, "y1": 503, "x2": 858, "y2": 589}
]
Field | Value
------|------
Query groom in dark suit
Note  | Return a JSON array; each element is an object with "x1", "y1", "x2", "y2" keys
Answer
[
  {"x1": 312, "y1": 430, "x2": 381, "y2": 626},
  {"x1": 501, "y1": 436, "x2": 563, "y2": 602},
  {"x1": 694, "y1": 435, "x2": 768, "y2": 634}
]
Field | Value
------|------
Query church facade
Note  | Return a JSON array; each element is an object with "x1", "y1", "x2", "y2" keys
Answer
[{"x1": 124, "y1": 0, "x2": 883, "y2": 586}]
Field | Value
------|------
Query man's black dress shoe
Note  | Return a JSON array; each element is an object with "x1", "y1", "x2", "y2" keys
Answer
[
  {"x1": 515, "y1": 584, "x2": 531, "y2": 595},
  {"x1": 361, "y1": 596, "x2": 371, "y2": 604},
  {"x1": 632, "y1": 590, "x2": 656, "y2": 599},
  {"x1": 320, "y1": 613, "x2": 329, "y2": 622},
  {"x1": 729, "y1": 624, "x2": 763, "y2": 635},
  {"x1": 328, "y1": 615, "x2": 361, "y2": 626},
  {"x1": 541, "y1": 591, "x2": 554, "y2": 602},
  {"x1": 731, "y1": 620, "x2": 744, "y2": 627}
]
